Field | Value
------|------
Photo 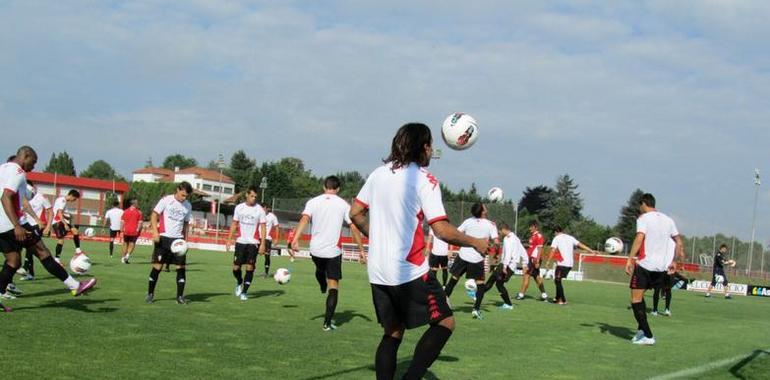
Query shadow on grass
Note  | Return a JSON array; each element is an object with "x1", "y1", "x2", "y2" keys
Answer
[
  {"x1": 185, "y1": 292, "x2": 229, "y2": 303},
  {"x1": 12, "y1": 298, "x2": 119, "y2": 313},
  {"x1": 310, "y1": 310, "x2": 372, "y2": 326},
  {"x1": 250, "y1": 289, "x2": 285, "y2": 299},
  {"x1": 729, "y1": 349, "x2": 770, "y2": 379},
  {"x1": 300, "y1": 355, "x2": 457, "y2": 380},
  {"x1": 26, "y1": 288, "x2": 73, "y2": 297},
  {"x1": 282, "y1": 304, "x2": 299, "y2": 308},
  {"x1": 581, "y1": 322, "x2": 635, "y2": 340},
  {"x1": 452, "y1": 305, "x2": 489, "y2": 313}
]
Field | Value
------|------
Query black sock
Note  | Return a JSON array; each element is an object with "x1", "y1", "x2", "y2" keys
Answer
[
  {"x1": 264, "y1": 255, "x2": 270, "y2": 274},
  {"x1": 537, "y1": 282, "x2": 546, "y2": 294},
  {"x1": 73, "y1": 235, "x2": 80, "y2": 248},
  {"x1": 315, "y1": 270, "x2": 327, "y2": 293},
  {"x1": 652, "y1": 288, "x2": 660, "y2": 312},
  {"x1": 555, "y1": 278, "x2": 564, "y2": 302},
  {"x1": 41, "y1": 256, "x2": 69, "y2": 281},
  {"x1": 444, "y1": 277, "x2": 458, "y2": 296},
  {"x1": 25, "y1": 248, "x2": 35, "y2": 276},
  {"x1": 55, "y1": 244, "x2": 63, "y2": 258},
  {"x1": 403, "y1": 325, "x2": 453, "y2": 380},
  {"x1": 473, "y1": 283, "x2": 486, "y2": 310},
  {"x1": 375, "y1": 335, "x2": 402, "y2": 380},
  {"x1": 176, "y1": 268, "x2": 186, "y2": 298},
  {"x1": 148, "y1": 268, "x2": 161, "y2": 295},
  {"x1": 496, "y1": 280, "x2": 512, "y2": 305},
  {"x1": 484, "y1": 274, "x2": 496, "y2": 292},
  {"x1": 665, "y1": 289, "x2": 672, "y2": 310},
  {"x1": 243, "y1": 270, "x2": 255, "y2": 293},
  {"x1": 631, "y1": 301, "x2": 652, "y2": 338},
  {"x1": 441, "y1": 269, "x2": 448, "y2": 286},
  {"x1": 0, "y1": 264, "x2": 16, "y2": 293},
  {"x1": 233, "y1": 269, "x2": 243, "y2": 285},
  {"x1": 324, "y1": 289, "x2": 338, "y2": 326},
  {"x1": 109, "y1": 241, "x2": 114, "y2": 256}
]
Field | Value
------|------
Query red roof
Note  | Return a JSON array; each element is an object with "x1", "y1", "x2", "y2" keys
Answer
[
  {"x1": 27, "y1": 172, "x2": 130, "y2": 193},
  {"x1": 132, "y1": 167, "x2": 175, "y2": 177},
  {"x1": 176, "y1": 167, "x2": 234, "y2": 184}
]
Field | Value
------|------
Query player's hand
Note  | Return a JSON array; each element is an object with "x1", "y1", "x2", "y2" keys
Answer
[
  {"x1": 291, "y1": 240, "x2": 299, "y2": 252},
  {"x1": 359, "y1": 252, "x2": 367, "y2": 265},
  {"x1": 258, "y1": 245, "x2": 266, "y2": 255},
  {"x1": 472, "y1": 238, "x2": 489, "y2": 255},
  {"x1": 667, "y1": 262, "x2": 677, "y2": 275},
  {"x1": 625, "y1": 260, "x2": 635, "y2": 276},
  {"x1": 42, "y1": 226, "x2": 50, "y2": 236},
  {"x1": 13, "y1": 225, "x2": 27, "y2": 242},
  {"x1": 152, "y1": 231, "x2": 160, "y2": 243},
  {"x1": 225, "y1": 241, "x2": 231, "y2": 253}
]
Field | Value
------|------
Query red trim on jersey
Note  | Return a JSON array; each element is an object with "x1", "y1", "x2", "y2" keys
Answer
[
  {"x1": 553, "y1": 249, "x2": 563, "y2": 262},
  {"x1": 354, "y1": 198, "x2": 369, "y2": 208},
  {"x1": 427, "y1": 215, "x2": 448, "y2": 225},
  {"x1": 638, "y1": 236, "x2": 646, "y2": 262},
  {"x1": 11, "y1": 193, "x2": 21, "y2": 218},
  {"x1": 158, "y1": 212, "x2": 166, "y2": 234},
  {"x1": 406, "y1": 211, "x2": 427, "y2": 266}
]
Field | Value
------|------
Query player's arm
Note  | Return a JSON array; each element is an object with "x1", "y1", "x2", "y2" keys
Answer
[
  {"x1": 225, "y1": 219, "x2": 238, "y2": 252},
  {"x1": 671, "y1": 234, "x2": 685, "y2": 273},
  {"x1": 103, "y1": 215, "x2": 109, "y2": 229},
  {"x1": 291, "y1": 215, "x2": 310, "y2": 251},
  {"x1": 1, "y1": 189, "x2": 26, "y2": 241},
  {"x1": 349, "y1": 223, "x2": 366, "y2": 264},
  {"x1": 424, "y1": 233, "x2": 433, "y2": 257},
  {"x1": 42, "y1": 207, "x2": 53, "y2": 234},
  {"x1": 258, "y1": 223, "x2": 267, "y2": 255},
  {"x1": 431, "y1": 220, "x2": 488, "y2": 255},
  {"x1": 150, "y1": 211, "x2": 160, "y2": 242},
  {"x1": 182, "y1": 221, "x2": 189, "y2": 240},
  {"x1": 625, "y1": 232, "x2": 645, "y2": 275},
  {"x1": 349, "y1": 202, "x2": 369, "y2": 237},
  {"x1": 577, "y1": 241, "x2": 597, "y2": 255}
]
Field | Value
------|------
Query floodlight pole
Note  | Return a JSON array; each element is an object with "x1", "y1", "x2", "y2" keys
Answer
[
  {"x1": 747, "y1": 169, "x2": 760, "y2": 277},
  {"x1": 260, "y1": 176, "x2": 268, "y2": 204},
  {"x1": 215, "y1": 154, "x2": 225, "y2": 245},
  {"x1": 512, "y1": 202, "x2": 519, "y2": 234}
]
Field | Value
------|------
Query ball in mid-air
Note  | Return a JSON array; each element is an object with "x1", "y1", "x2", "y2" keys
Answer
[
  {"x1": 441, "y1": 112, "x2": 478, "y2": 150},
  {"x1": 274, "y1": 268, "x2": 291, "y2": 285},
  {"x1": 69, "y1": 253, "x2": 92, "y2": 274},
  {"x1": 487, "y1": 187, "x2": 504, "y2": 203},
  {"x1": 604, "y1": 237, "x2": 624, "y2": 254}
]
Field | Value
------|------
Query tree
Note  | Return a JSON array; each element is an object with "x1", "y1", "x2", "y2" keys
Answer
[
  {"x1": 80, "y1": 160, "x2": 126, "y2": 181},
  {"x1": 570, "y1": 218, "x2": 613, "y2": 251},
  {"x1": 225, "y1": 150, "x2": 256, "y2": 193},
  {"x1": 162, "y1": 154, "x2": 197, "y2": 170},
  {"x1": 614, "y1": 189, "x2": 645, "y2": 246},
  {"x1": 540, "y1": 174, "x2": 584, "y2": 232},
  {"x1": 336, "y1": 171, "x2": 366, "y2": 200},
  {"x1": 44, "y1": 151, "x2": 76, "y2": 176},
  {"x1": 518, "y1": 185, "x2": 553, "y2": 215}
]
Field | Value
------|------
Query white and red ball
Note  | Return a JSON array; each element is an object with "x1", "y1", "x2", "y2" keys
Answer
[
  {"x1": 441, "y1": 112, "x2": 479, "y2": 151},
  {"x1": 69, "y1": 253, "x2": 92, "y2": 274},
  {"x1": 487, "y1": 187, "x2": 504, "y2": 203},
  {"x1": 604, "y1": 237, "x2": 624, "y2": 254},
  {"x1": 170, "y1": 239, "x2": 188, "y2": 257},
  {"x1": 274, "y1": 268, "x2": 291, "y2": 285}
]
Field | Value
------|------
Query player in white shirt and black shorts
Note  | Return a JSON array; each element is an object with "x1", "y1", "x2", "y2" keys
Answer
[
  {"x1": 103, "y1": 201, "x2": 124, "y2": 258},
  {"x1": 442, "y1": 202, "x2": 499, "y2": 320},
  {"x1": 625, "y1": 193, "x2": 684, "y2": 345},
  {"x1": 0, "y1": 147, "x2": 96, "y2": 312},
  {"x1": 146, "y1": 182, "x2": 193, "y2": 305},
  {"x1": 20, "y1": 181, "x2": 52, "y2": 281},
  {"x1": 51, "y1": 189, "x2": 84, "y2": 261},
  {"x1": 261, "y1": 206, "x2": 279, "y2": 277},
  {"x1": 426, "y1": 228, "x2": 450, "y2": 286},
  {"x1": 292, "y1": 176, "x2": 365, "y2": 331},
  {"x1": 226, "y1": 186, "x2": 267, "y2": 301},
  {"x1": 482, "y1": 223, "x2": 526, "y2": 310},
  {"x1": 546, "y1": 226, "x2": 595, "y2": 305},
  {"x1": 350, "y1": 123, "x2": 488, "y2": 379}
]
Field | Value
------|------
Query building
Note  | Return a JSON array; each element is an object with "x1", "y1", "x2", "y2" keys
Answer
[
  {"x1": 132, "y1": 166, "x2": 235, "y2": 203},
  {"x1": 26, "y1": 172, "x2": 130, "y2": 226}
]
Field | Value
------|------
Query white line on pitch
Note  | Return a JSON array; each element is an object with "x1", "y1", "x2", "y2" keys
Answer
[{"x1": 648, "y1": 349, "x2": 769, "y2": 380}]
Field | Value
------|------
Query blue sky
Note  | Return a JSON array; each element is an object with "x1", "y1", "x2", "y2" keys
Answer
[{"x1": 2, "y1": 1, "x2": 769, "y2": 248}]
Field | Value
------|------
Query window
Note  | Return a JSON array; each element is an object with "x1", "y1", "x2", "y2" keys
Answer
[
  {"x1": 196, "y1": 183, "x2": 201, "y2": 189},
  {"x1": 224, "y1": 187, "x2": 233, "y2": 194},
  {"x1": 202, "y1": 184, "x2": 212, "y2": 191},
  {"x1": 213, "y1": 186, "x2": 221, "y2": 192}
]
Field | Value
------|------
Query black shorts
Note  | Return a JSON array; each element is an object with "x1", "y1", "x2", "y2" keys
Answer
[
  {"x1": 526, "y1": 261, "x2": 541, "y2": 277},
  {"x1": 429, "y1": 254, "x2": 448, "y2": 268},
  {"x1": 555, "y1": 266, "x2": 572, "y2": 280},
  {"x1": 152, "y1": 236, "x2": 186, "y2": 266},
  {"x1": 265, "y1": 239, "x2": 273, "y2": 253},
  {"x1": 449, "y1": 257, "x2": 485, "y2": 281},
  {"x1": 491, "y1": 264, "x2": 512, "y2": 283},
  {"x1": 0, "y1": 224, "x2": 42, "y2": 253},
  {"x1": 53, "y1": 222, "x2": 70, "y2": 239},
  {"x1": 629, "y1": 265, "x2": 665, "y2": 290},
  {"x1": 234, "y1": 243, "x2": 258, "y2": 266},
  {"x1": 109, "y1": 230, "x2": 120, "y2": 239},
  {"x1": 312, "y1": 255, "x2": 343, "y2": 280},
  {"x1": 711, "y1": 270, "x2": 729, "y2": 286},
  {"x1": 371, "y1": 273, "x2": 453, "y2": 330},
  {"x1": 123, "y1": 235, "x2": 138, "y2": 243}
]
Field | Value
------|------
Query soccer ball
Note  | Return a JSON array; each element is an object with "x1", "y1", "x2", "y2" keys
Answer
[
  {"x1": 464, "y1": 279, "x2": 477, "y2": 292},
  {"x1": 441, "y1": 112, "x2": 479, "y2": 150},
  {"x1": 487, "y1": 187, "x2": 504, "y2": 203},
  {"x1": 274, "y1": 268, "x2": 291, "y2": 285},
  {"x1": 604, "y1": 237, "x2": 624, "y2": 254},
  {"x1": 83, "y1": 227, "x2": 95, "y2": 237},
  {"x1": 69, "y1": 253, "x2": 92, "y2": 274},
  {"x1": 715, "y1": 274, "x2": 725, "y2": 284},
  {"x1": 170, "y1": 239, "x2": 188, "y2": 257}
]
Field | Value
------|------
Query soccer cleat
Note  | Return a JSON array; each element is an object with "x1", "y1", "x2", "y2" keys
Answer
[
  {"x1": 466, "y1": 290, "x2": 477, "y2": 301},
  {"x1": 725, "y1": 294, "x2": 732, "y2": 299},
  {"x1": 290, "y1": 257, "x2": 295, "y2": 263},
  {"x1": 145, "y1": 294, "x2": 154, "y2": 304},
  {"x1": 0, "y1": 303, "x2": 11, "y2": 313},
  {"x1": 471, "y1": 309, "x2": 484, "y2": 319},
  {"x1": 0, "y1": 292, "x2": 16, "y2": 300},
  {"x1": 239, "y1": 293, "x2": 248, "y2": 301},
  {"x1": 7, "y1": 283, "x2": 23, "y2": 295},
  {"x1": 651, "y1": 311, "x2": 658, "y2": 316},
  {"x1": 705, "y1": 293, "x2": 711, "y2": 298},
  {"x1": 663, "y1": 309, "x2": 671, "y2": 316},
  {"x1": 54, "y1": 257, "x2": 62, "y2": 265},
  {"x1": 322, "y1": 323, "x2": 338, "y2": 331},
  {"x1": 235, "y1": 285, "x2": 243, "y2": 297},
  {"x1": 632, "y1": 330, "x2": 645, "y2": 342},
  {"x1": 515, "y1": 293, "x2": 525, "y2": 300},
  {"x1": 73, "y1": 278, "x2": 97, "y2": 296},
  {"x1": 541, "y1": 293, "x2": 549, "y2": 301},
  {"x1": 20, "y1": 274, "x2": 34, "y2": 281},
  {"x1": 176, "y1": 296, "x2": 188, "y2": 305},
  {"x1": 499, "y1": 303, "x2": 514, "y2": 310},
  {"x1": 632, "y1": 336, "x2": 656, "y2": 345}
]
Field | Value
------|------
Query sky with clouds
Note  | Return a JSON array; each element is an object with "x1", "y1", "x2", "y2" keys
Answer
[{"x1": 2, "y1": 1, "x2": 769, "y2": 247}]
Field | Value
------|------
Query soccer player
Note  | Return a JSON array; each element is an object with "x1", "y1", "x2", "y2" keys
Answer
[
  {"x1": 225, "y1": 187, "x2": 267, "y2": 301},
  {"x1": 482, "y1": 222, "x2": 526, "y2": 310},
  {"x1": 425, "y1": 227, "x2": 450, "y2": 286},
  {"x1": 146, "y1": 182, "x2": 193, "y2": 305},
  {"x1": 0, "y1": 146, "x2": 96, "y2": 312},
  {"x1": 120, "y1": 199, "x2": 143, "y2": 264},
  {"x1": 625, "y1": 193, "x2": 684, "y2": 345},
  {"x1": 291, "y1": 175, "x2": 365, "y2": 331},
  {"x1": 516, "y1": 220, "x2": 548, "y2": 301},
  {"x1": 20, "y1": 182, "x2": 52, "y2": 281},
  {"x1": 103, "y1": 201, "x2": 123, "y2": 258},
  {"x1": 52, "y1": 189, "x2": 84, "y2": 261},
  {"x1": 262, "y1": 205, "x2": 279, "y2": 277},
  {"x1": 546, "y1": 226, "x2": 596, "y2": 305},
  {"x1": 349, "y1": 123, "x2": 488, "y2": 380},
  {"x1": 285, "y1": 227, "x2": 296, "y2": 262},
  {"x1": 706, "y1": 244, "x2": 734, "y2": 299},
  {"x1": 442, "y1": 202, "x2": 499, "y2": 319}
]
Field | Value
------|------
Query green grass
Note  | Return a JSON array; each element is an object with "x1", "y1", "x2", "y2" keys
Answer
[{"x1": 4, "y1": 239, "x2": 770, "y2": 379}]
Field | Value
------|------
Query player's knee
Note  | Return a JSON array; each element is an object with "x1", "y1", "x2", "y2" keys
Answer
[
  {"x1": 438, "y1": 316, "x2": 455, "y2": 332},
  {"x1": 385, "y1": 326, "x2": 405, "y2": 339}
]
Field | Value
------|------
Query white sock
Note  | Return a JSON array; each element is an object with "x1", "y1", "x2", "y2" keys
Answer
[
  {"x1": 75, "y1": 248, "x2": 82, "y2": 254},
  {"x1": 64, "y1": 276, "x2": 79, "y2": 290}
]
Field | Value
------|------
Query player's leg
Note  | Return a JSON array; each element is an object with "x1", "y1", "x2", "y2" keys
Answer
[
  {"x1": 0, "y1": 251, "x2": 21, "y2": 296},
  {"x1": 723, "y1": 275, "x2": 731, "y2": 298},
  {"x1": 108, "y1": 231, "x2": 116, "y2": 257},
  {"x1": 629, "y1": 266, "x2": 655, "y2": 343},
  {"x1": 372, "y1": 283, "x2": 404, "y2": 380},
  {"x1": 652, "y1": 286, "x2": 661, "y2": 314},
  {"x1": 121, "y1": 238, "x2": 130, "y2": 263},
  {"x1": 232, "y1": 243, "x2": 245, "y2": 296},
  {"x1": 442, "y1": 259, "x2": 466, "y2": 296},
  {"x1": 311, "y1": 256, "x2": 328, "y2": 293},
  {"x1": 663, "y1": 286, "x2": 672, "y2": 313},
  {"x1": 54, "y1": 223, "x2": 65, "y2": 259},
  {"x1": 471, "y1": 263, "x2": 487, "y2": 318},
  {"x1": 176, "y1": 262, "x2": 187, "y2": 304},
  {"x1": 706, "y1": 272, "x2": 717, "y2": 297},
  {"x1": 146, "y1": 239, "x2": 167, "y2": 303},
  {"x1": 71, "y1": 226, "x2": 82, "y2": 254},
  {"x1": 23, "y1": 245, "x2": 35, "y2": 279},
  {"x1": 496, "y1": 271, "x2": 513, "y2": 307},
  {"x1": 535, "y1": 272, "x2": 548, "y2": 301},
  {"x1": 323, "y1": 256, "x2": 342, "y2": 329},
  {"x1": 30, "y1": 238, "x2": 94, "y2": 295},
  {"x1": 559, "y1": 267, "x2": 571, "y2": 303},
  {"x1": 263, "y1": 240, "x2": 272, "y2": 276}
]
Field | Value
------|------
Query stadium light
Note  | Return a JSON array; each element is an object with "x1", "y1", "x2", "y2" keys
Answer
[
  {"x1": 260, "y1": 176, "x2": 268, "y2": 204},
  {"x1": 747, "y1": 168, "x2": 760, "y2": 277},
  {"x1": 215, "y1": 154, "x2": 226, "y2": 244}
]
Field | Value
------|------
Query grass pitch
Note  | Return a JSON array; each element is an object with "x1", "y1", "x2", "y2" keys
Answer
[{"x1": 3, "y1": 240, "x2": 769, "y2": 379}]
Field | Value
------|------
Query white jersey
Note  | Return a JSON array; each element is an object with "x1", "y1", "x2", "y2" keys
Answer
[
  {"x1": 264, "y1": 212, "x2": 279, "y2": 241},
  {"x1": 104, "y1": 207, "x2": 124, "y2": 231},
  {"x1": 500, "y1": 232, "x2": 527, "y2": 270},
  {"x1": 636, "y1": 211, "x2": 680, "y2": 272},
  {"x1": 301, "y1": 193, "x2": 352, "y2": 258},
  {"x1": 550, "y1": 233, "x2": 579, "y2": 268},
  {"x1": 153, "y1": 195, "x2": 192, "y2": 239},
  {"x1": 356, "y1": 163, "x2": 447, "y2": 286},
  {"x1": 26, "y1": 193, "x2": 52, "y2": 227},
  {"x1": 52, "y1": 196, "x2": 67, "y2": 223},
  {"x1": 0, "y1": 162, "x2": 27, "y2": 233},
  {"x1": 457, "y1": 217, "x2": 498, "y2": 263},
  {"x1": 429, "y1": 228, "x2": 449, "y2": 256},
  {"x1": 233, "y1": 202, "x2": 267, "y2": 245}
]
